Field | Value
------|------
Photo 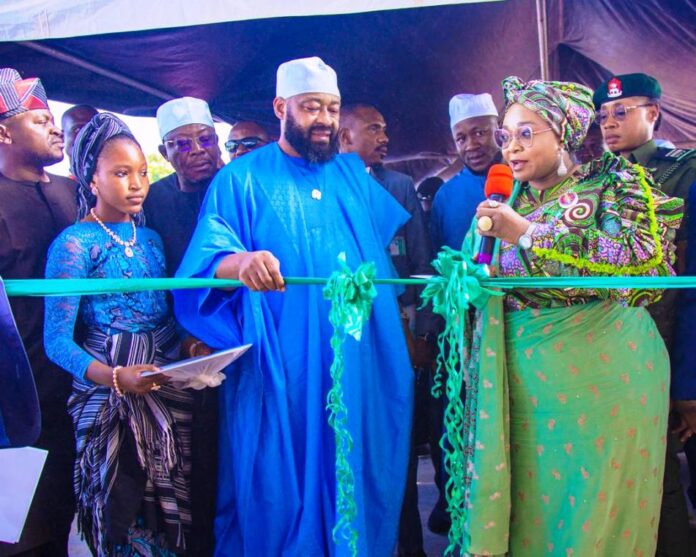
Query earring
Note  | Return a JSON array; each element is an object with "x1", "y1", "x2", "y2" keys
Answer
[{"x1": 557, "y1": 148, "x2": 568, "y2": 177}]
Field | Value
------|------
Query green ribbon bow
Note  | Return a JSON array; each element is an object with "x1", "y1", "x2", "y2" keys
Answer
[
  {"x1": 420, "y1": 247, "x2": 503, "y2": 555},
  {"x1": 322, "y1": 252, "x2": 378, "y2": 556},
  {"x1": 421, "y1": 247, "x2": 502, "y2": 397}
]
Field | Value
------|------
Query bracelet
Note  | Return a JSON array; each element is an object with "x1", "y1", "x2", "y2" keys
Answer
[
  {"x1": 112, "y1": 365, "x2": 124, "y2": 397},
  {"x1": 189, "y1": 340, "x2": 203, "y2": 358}
]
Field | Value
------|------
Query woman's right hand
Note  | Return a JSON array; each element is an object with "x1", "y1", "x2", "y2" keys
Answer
[{"x1": 115, "y1": 364, "x2": 168, "y2": 395}]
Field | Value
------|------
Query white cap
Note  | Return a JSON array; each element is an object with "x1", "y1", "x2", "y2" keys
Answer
[
  {"x1": 157, "y1": 97, "x2": 214, "y2": 139},
  {"x1": 276, "y1": 56, "x2": 340, "y2": 99},
  {"x1": 449, "y1": 93, "x2": 498, "y2": 129}
]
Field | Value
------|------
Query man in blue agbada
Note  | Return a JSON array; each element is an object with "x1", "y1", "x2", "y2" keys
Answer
[{"x1": 174, "y1": 56, "x2": 414, "y2": 556}]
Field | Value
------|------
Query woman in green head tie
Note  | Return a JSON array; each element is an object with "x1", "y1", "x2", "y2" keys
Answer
[{"x1": 447, "y1": 77, "x2": 685, "y2": 556}]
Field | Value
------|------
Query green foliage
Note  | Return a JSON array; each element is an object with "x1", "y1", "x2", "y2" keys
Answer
[{"x1": 146, "y1": 152, "x2": 173, "y2": 183}]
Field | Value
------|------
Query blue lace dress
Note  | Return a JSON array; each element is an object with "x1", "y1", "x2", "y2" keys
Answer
[{"x1": 44, "y1": 222, "x2": 192, "y2": 557}]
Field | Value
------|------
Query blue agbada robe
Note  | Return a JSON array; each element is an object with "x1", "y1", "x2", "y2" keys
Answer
[
  {"x1": 430, "y1": 166, "x2": 486, "y2": 251},
  {"x1": 174, "y1": 144, "x2": 414, "y2": 557}
]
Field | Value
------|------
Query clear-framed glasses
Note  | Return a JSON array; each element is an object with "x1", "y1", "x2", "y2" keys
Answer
[
  {"x1": 164, "y1": 133, "x2": 217, "y2": 153},
  {"x1": 494, "y1": 125, "x2": 553, "y2": 149},
  {"x1": 597, "y1": 103, "x2": 653, "y2": 125},
  {"x1": 224, "y1": 136, "x2": 267, "y2": 153}
]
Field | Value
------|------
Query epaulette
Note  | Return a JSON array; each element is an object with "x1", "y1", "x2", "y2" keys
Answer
[
  {"x1": 653, "y1": 147, "x2": 696, "y2": 187},
  {"x1": 656, "y1": 148, "x2": 696, "y2": 162}
]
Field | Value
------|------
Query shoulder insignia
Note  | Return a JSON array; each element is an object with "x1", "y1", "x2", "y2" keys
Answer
[{"x1": 658, "y1": 148, "x2": 696, "y2": 162}]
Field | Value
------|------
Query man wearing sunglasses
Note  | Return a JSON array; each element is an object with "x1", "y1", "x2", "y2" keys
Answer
[
  {"x1": 595, "y1": 73, "x2": 696, "y2": 557},
  {"x1": 145, "y1": 97, "x2": 222, "y2": 275},
  {"x1": 226, "y1": 121, "x2": 270, "y2": 160},
  {"x1": 142, "y1": 96, "x2": 222, "y2": 557}
]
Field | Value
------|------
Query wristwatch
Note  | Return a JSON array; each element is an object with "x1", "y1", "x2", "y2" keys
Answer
[{"x1": 518, "y1": 223, "x2": 537, "y2": 250}]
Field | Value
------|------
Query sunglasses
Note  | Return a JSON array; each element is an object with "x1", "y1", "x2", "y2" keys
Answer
[
  {"x1": 225, "y1": 137, "x2": 267, "y2": 153},
  {"x1": 494, "y1": 125, "x2": 553, "y2": 149},
  {"x1": 597, "y1": 103, "x2": 653, "y2": 125},
  {"x1": 164, "y1": 133, "x2": 217, "y2": 153}
]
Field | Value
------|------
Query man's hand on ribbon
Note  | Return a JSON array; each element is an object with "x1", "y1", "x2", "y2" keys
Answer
[{"x1": 216, "y1": 250, "x2": 286, "y2": 292}]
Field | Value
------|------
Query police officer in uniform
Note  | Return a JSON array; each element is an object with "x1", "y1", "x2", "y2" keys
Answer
[{"x1": 594, "y1": 72, "x2": 696, "y2": 557}]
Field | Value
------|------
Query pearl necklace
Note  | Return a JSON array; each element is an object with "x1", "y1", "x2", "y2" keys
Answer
[{"x1": 90, "y1": 208, "x2": 137, "y2": 257}]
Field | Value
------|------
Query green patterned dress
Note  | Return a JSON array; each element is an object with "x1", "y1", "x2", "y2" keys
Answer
[{"x1": 456, "y1": 154, "x2": 683, "y2": 556}]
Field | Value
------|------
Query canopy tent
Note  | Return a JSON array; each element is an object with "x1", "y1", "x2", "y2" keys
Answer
[{"x1": 0, "y1": 0, "x2": 694, "y2": 175}]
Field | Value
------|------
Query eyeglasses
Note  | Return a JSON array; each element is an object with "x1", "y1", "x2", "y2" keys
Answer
[
  {"x1": 494, "y1": 126, "x2": 553, "y2": 149},
  {"x1": 597, "y1": 103, "x2": 653, "y2": 125},
  {"x1": 225, "y1": 137, "x2": 267, "y2": 153},
  {"x1": 164, "y1": 133, "x2": 217, "y2": 153}
]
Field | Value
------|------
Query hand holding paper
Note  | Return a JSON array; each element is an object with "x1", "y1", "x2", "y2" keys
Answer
[{"x1": 142, "y1": 344, "x2": 252, "y2": 390}]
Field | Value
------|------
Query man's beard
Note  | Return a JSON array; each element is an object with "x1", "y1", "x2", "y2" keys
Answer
[
  {"x1": 285, "y1": 111, "x2": 338, "y2": 164},
  {"x1": 31, "y1": 148, "x2": 63, "y2": 169}
]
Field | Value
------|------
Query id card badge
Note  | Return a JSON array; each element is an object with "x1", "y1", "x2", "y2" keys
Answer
[{"x1": 389, "y1": 236, "x2": 406, "y2": 256}]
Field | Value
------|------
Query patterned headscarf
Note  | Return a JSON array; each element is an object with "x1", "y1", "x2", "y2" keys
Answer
[
  {"x1": 0, "y1": 68, "x2": 49, "y2": 121},
  {"x1": 502, "y1": 76, "x2": 595, "y2": 152},
  {"x1": 71, "y1": 112, "x2": 139, "y2": 219}
]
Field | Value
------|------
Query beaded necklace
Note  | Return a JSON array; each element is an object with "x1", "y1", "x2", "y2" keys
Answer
[{"x1": 90, "y1": 208, "x2": 137, "y2": 257}]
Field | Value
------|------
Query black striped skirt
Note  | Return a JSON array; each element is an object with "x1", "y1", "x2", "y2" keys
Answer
[{"x1": 68, "y1": 320, "x2": 192, "y2": 556}]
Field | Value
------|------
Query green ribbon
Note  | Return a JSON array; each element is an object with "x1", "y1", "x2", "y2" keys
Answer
[
  {"x1": 6, "y1": 262, "x2": 696, "y2": 554},
  {"x1": 322, "y1": 253, "x2": 377, "y2": 556},
  {"x1": 6, "y1": 275, "x2": 696, "y2": 298},
  {"x1": 420, "y1": 247, "x2": 502, "y2": 398},
  {"x1": 419, "y1": 248, "x2": 503, "y2": 555}
]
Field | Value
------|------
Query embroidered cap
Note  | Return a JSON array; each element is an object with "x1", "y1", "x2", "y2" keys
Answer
[
  {"x1": 0, "y1": 68, "x2": 49, "y2": 121},
  {"x1": 276, "y1": 57, "x2": 340, "y2": 100},
  {"x1": 449, "y1": 93, "x2": 498, "y2": 129},
  {"x1": 156, "y1": 97, "x2": 214, "y2": 140}
]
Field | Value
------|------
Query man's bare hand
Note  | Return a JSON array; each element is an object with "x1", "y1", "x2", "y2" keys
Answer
[{"x1": 234, "y1": 251, "x2": 285, "y2": 292}]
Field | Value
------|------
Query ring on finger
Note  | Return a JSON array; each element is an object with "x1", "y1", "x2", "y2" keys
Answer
[
  {"x1": 151, "y1": 383, "x2": 161, "y2": 391},
  {"x1": 478, "y1": 215, "x2": 494, "y2": 232},
  {"x1": 489, "y1": 200, "x2": 500, "y2": 208}
]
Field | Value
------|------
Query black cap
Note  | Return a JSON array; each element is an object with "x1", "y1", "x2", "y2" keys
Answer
[{"x1": 593, "y1": 73, "x2": 661, "y2": 109}]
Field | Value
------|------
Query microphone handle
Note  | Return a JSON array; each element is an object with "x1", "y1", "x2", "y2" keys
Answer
[{"x1": 475, "y1": 193, "x2": 508, "y2": 265}]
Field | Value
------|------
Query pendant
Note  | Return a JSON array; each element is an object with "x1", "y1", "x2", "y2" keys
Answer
[
  {"x1": 558, "y1": 191, "x2": 579, "y2": 209},
  {"x1": 311, "y1": 189, "x2": 322, "y2": 200},
  {"x1": 124, "y1": 246, "x2": 134, "y2": 258}
]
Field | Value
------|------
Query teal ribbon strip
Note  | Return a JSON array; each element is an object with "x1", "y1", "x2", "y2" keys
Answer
[
  {"x1": 5, "y1": 275, "x2": 696, "y2": 297},
  {"x1": 5, "y1": 267, "x2": 696, "y2": 554},
  {"x1": 420, "y1": 248, "x2": 501, "y2": 555},
  {"x1": 322, "y1": 253, "x2": 378, "y2": 557}
]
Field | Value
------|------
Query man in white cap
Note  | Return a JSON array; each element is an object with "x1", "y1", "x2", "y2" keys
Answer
[
  {"x1": 144, "y1": 97, "x2": 221, "y2": 275},
  {"x1": 174, "y1": 57, "x2": 413, "y2": 556},
  {"x1": 142, "y1": 96, "x2": 221, "y2": 557},
  {"x1": 425, "y1": 93, "x2": 500, "y2": 537},
  {"x1": 430, "y1": 93, "x2": 501, "y2": 252}
]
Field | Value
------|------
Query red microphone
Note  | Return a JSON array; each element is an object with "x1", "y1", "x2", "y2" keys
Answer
[{"x1": 475, "y1": 164, "x2": 514, "y2": 265}]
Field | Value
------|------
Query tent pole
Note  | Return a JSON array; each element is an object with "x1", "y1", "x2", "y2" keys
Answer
[
  {"x1": 535, "y1": 0, "x2": 549, "y2": 80},
  {"x1": 21, "y1": 41, "x2": 175, "y2": 102}
]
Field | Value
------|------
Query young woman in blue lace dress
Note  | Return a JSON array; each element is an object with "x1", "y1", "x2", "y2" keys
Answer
[{"x1": 44, "y1": 113, "x2": 195, "y2": 556}]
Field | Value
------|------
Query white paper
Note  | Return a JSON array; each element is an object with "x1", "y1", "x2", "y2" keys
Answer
[
  {"x1": 0, "y1": 447, "x2": 48, "y2": 543},
  {"x1": 142, "y1": 344, "x2": 252, "y2": 389}
]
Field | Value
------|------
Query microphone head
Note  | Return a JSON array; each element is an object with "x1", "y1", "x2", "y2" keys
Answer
[{"x1": 484, "y1": 164, "x2": 514, "y2": 198}]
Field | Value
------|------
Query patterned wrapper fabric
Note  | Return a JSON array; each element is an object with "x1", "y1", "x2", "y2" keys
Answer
[{"x1": 436, "y1": 152, "x2": 683, "y2": 556}]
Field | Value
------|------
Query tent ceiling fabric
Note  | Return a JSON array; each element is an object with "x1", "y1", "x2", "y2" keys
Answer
[
  {"x1": 0, "y1": 0, "x2": 499, "y2": 41},
  {"x1": 0, "y1": 0, "x2": 693, "y2": 163}
]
